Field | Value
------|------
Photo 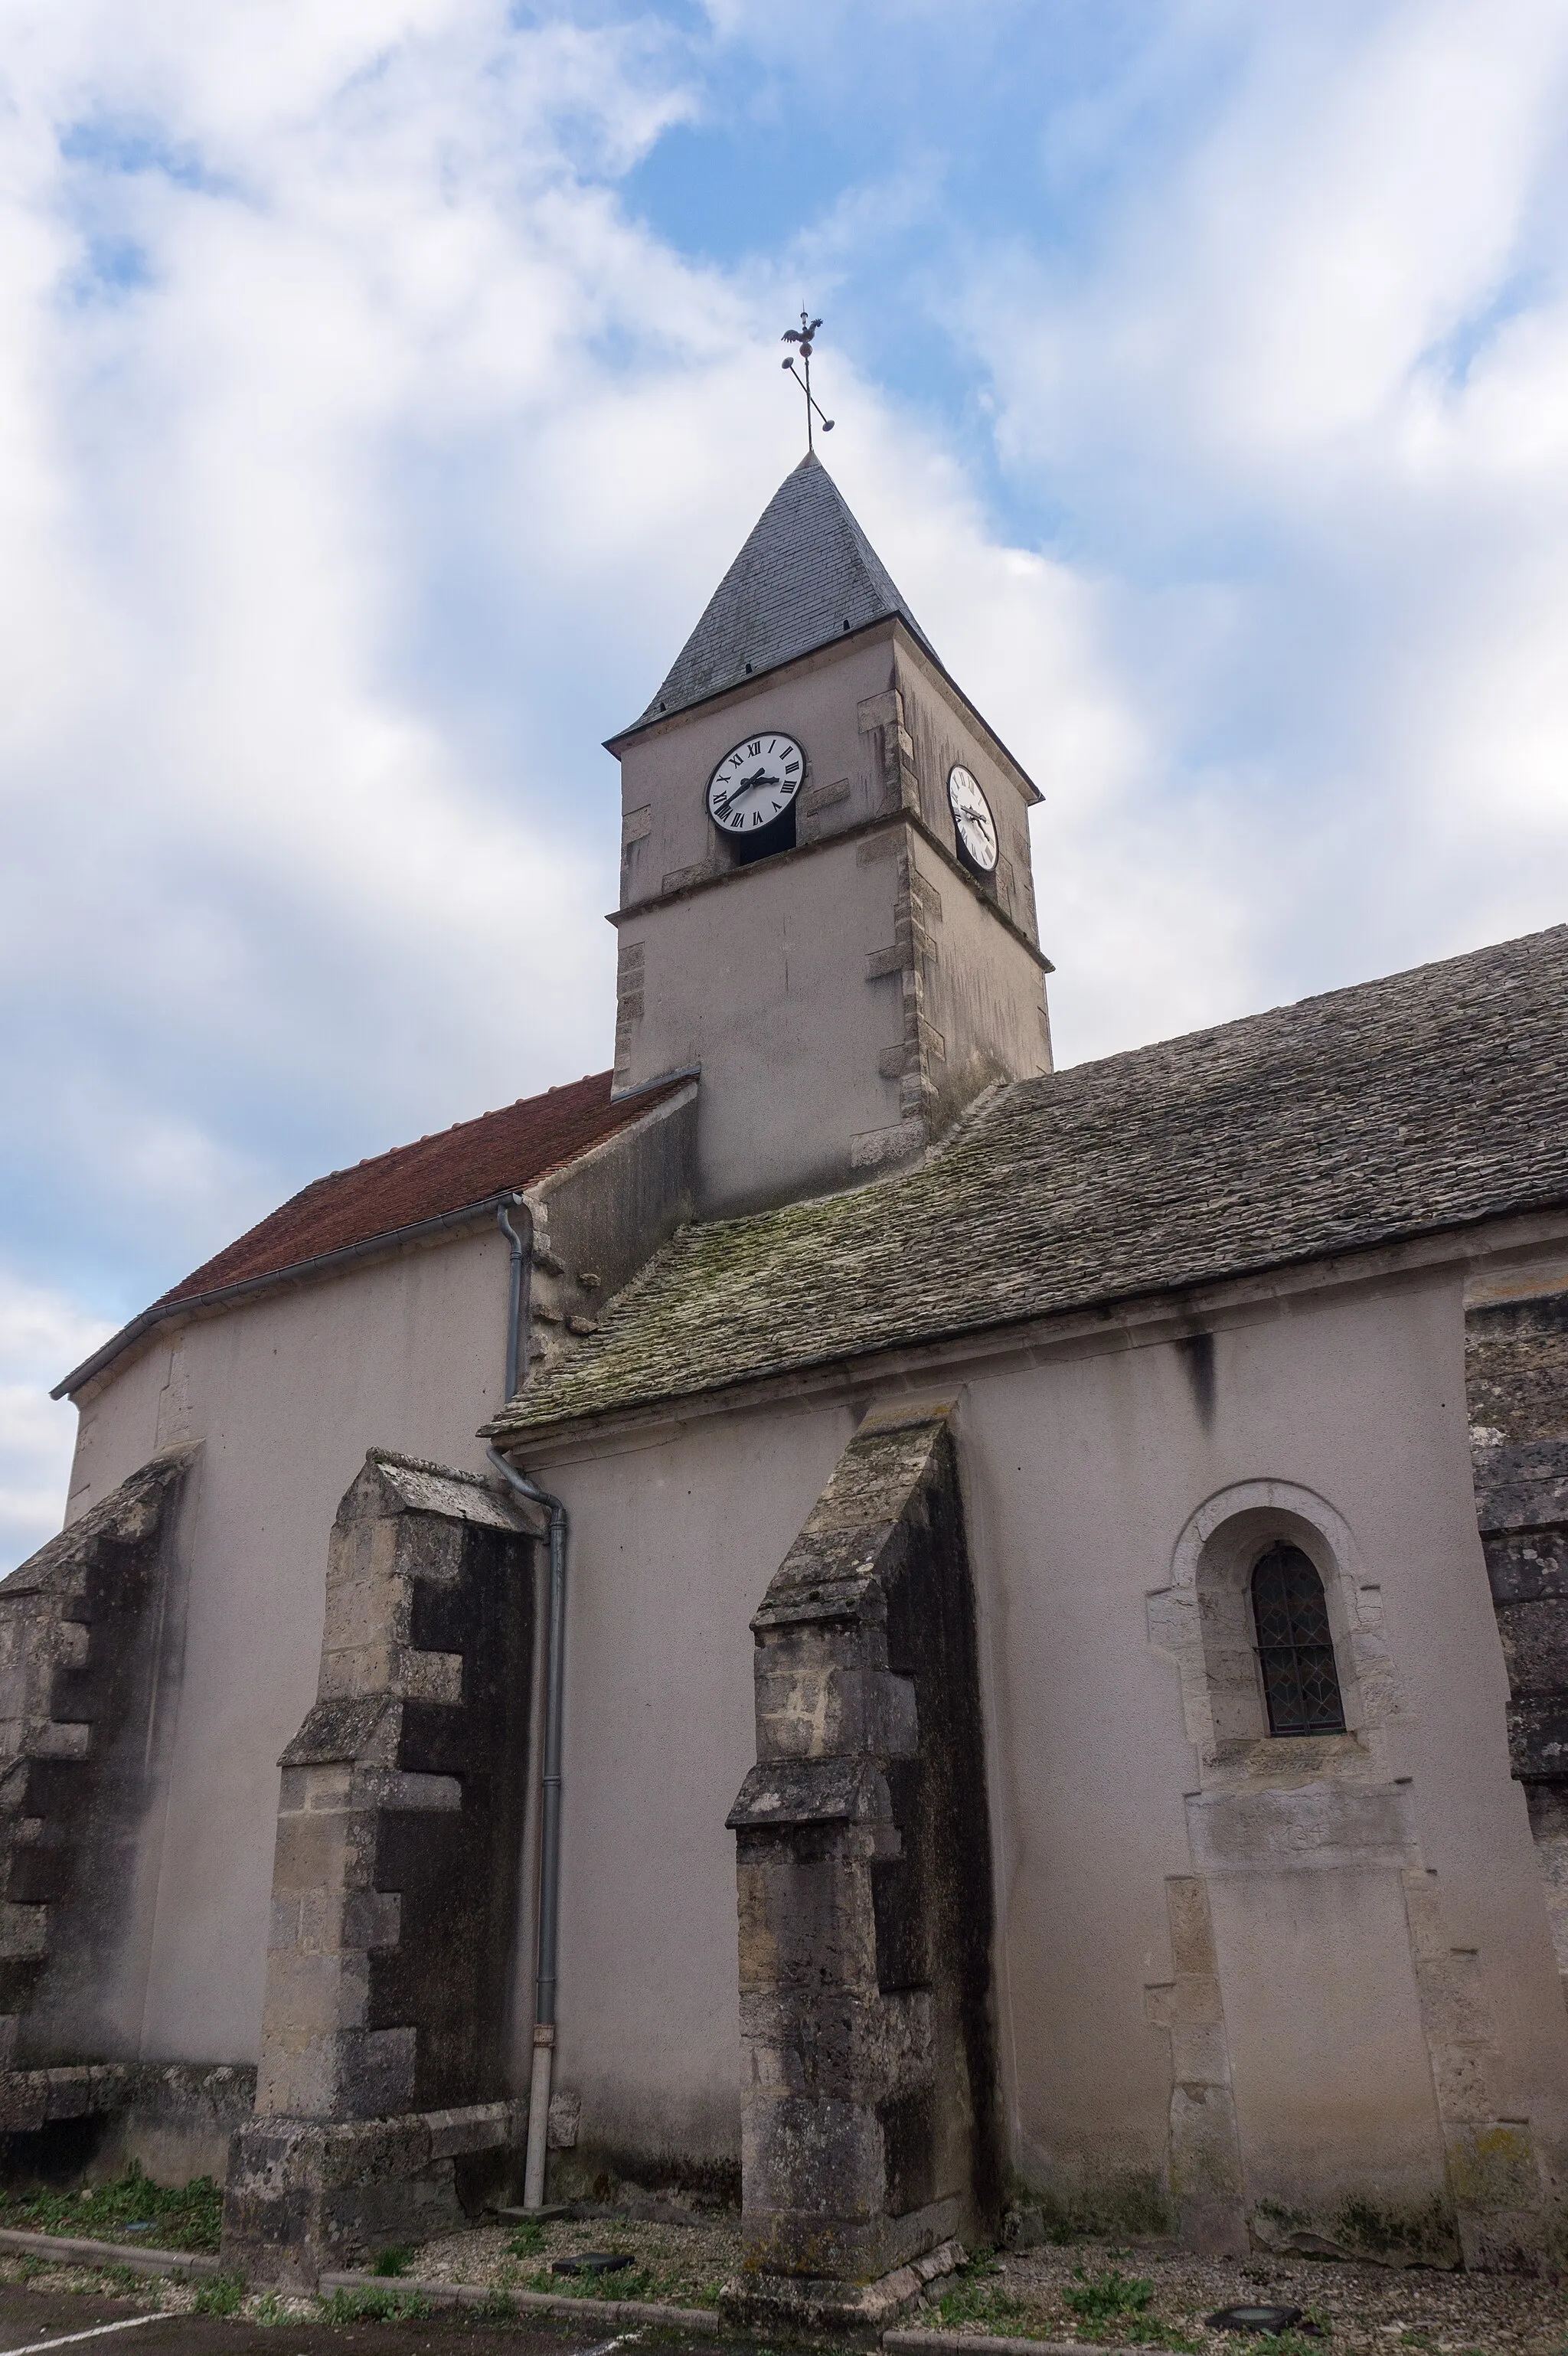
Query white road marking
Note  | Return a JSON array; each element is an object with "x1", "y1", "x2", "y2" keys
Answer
[
  {"x1": 0, "y1": 2315, "x2": 171, "y2": 2356},
  {"x1": 579, "y1": 2329, "x2": 643, "y2": 2356}
]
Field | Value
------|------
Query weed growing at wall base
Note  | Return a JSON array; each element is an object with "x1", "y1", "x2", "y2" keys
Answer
[
  {"x1": 0, "y1": 2163, "x2": 224, "y2": 2252},
  {"x1": 192, "y1": 2273, "x2": 246, "y2": 2315},
  {"x1": 525, "y1": 2261, "x2": 655, "y2": 2302},
  {"x1": 931, "y1": 2256, "x2": 1031, "y2": 2335},
  {"x1": 318, "y1": 2285, "x2": 433, "y2": 2322},
  {"x1": 1063, "y1": 2264, "x2": 1155, "y2": 2324}
]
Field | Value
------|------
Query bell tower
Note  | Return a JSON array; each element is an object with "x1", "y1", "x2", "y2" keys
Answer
[{"x1": 608, "y1": 453, "x2": 1053, "y2": 1218}]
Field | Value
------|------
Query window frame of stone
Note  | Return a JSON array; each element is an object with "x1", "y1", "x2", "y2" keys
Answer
[{"x1": 1147, "y1": 1482, "x2": 1403, "y2": 1788}]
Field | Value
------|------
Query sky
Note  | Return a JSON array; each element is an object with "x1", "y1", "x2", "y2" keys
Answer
[{"x1": 3, "y1": 0, "x2": 1567, "y2": 1569}]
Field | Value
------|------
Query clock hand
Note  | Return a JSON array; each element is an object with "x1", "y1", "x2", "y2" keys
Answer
[{"x1": 714, "y1": 767, "x2": 781, "y2": 819}]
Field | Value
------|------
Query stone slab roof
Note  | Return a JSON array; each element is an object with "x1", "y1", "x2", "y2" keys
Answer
[
  {"x1": 55, "y1": 1070, "x2": 689, "y2": 1399},
  {"x1": 622, "y1": 453, "x2": 936, "y2": 734},
  {"x1": 492, "y1": 926, "x2": 1568, "y2": 1439}
]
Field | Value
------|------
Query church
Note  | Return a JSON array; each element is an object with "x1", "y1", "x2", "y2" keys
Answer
[{"x1": 7, "y1": 449, "x2": 1568, "y2": 2299}]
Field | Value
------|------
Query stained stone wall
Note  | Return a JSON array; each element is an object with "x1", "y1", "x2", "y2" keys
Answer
[
  {"x1": 222, "y1": 1452, "x2": 539, "y2": 2285},
  {"x1": 727, "y1": 1400, "x2": 999, "y2": 2297},
  {"x1": 1466, "y1": 1286, "x2": 1568, "y2": 2005},
  {"x1": 0, "y1": 1446, "x2": 196, "y2": 2080}
]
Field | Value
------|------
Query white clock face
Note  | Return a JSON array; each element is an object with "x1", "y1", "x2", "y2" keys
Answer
[
  {"x1": 947, "y1": 764, "x2": 998, "y2": 873},
  {"x1": 707, "y1": 733, "x2": 805, "y2": 836}
]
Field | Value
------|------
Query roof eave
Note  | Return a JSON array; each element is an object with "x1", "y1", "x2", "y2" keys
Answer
[{"x1": 485, "y1": 1193, "x2": 1568, "y2": 1453}]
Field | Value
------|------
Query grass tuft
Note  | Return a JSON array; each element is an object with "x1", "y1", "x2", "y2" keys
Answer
[
  {"x1": 931, "y1": 2256, "x2": 1031, "y2": 2336},
  {"x1": 1063, "y1": 2263, "x2": 1155, "y2": 2325},
  {"x1": 371, "y1": 2245, "x2": 413, "y2": 2278},
  {"x1": 193, "y1": 2273, "x2": 247, "y2": 2317},
  {"x1": 317, "y1": 2284, "x2": 433, "y2": 2323},
  {"x1": 0, "y1": 2164, "x2": 224, "y2": 2254}
]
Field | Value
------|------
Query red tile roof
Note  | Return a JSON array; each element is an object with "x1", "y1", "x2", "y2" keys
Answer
[{"x1": 158, "y1": 1069, "x2": 686, "y2": 1307}]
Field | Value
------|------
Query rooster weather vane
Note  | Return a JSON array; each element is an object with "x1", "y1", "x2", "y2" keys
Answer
[{"x1": 782, "y1": 311, "x2": 835, "y2": 451}]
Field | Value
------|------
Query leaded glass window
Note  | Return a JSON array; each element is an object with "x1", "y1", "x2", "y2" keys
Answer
[{"x1": 1250, "y1": 1541, "x2": 1345, "y2": 1736}]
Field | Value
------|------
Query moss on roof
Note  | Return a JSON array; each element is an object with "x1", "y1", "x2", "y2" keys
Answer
[{"x1": 490, "y1": 925, "x2": 1568, "y2": 1439}]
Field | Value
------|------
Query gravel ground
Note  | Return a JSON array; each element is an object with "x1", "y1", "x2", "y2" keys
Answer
[
  {"x1": 397, "y1": 2224, "x2": 1567, "y2": 2354},
  {"x1": 926, "y1": 2243, "x2": 1566, "y2": 2356},
  {"x1": 401, "y1": 2214, "x2": 742, "y2": 2311},
  {"x1": 0, "y1": 2225, "x2": 1560, "y2": 2354}
]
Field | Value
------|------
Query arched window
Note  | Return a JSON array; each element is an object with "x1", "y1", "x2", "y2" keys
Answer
[{"x1": 1250, "y1": 1541, "x2": 1346, "y2": 1736}]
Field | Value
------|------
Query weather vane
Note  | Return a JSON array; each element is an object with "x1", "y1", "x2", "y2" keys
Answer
[{"x1": 782, "y1": 310, "x2": 835, "y2": 451}]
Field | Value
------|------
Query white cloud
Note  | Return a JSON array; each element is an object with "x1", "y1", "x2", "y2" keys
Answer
[
  {"x1": 3, "y1": 0, "x2": 1568, "y2": 1555},
  {"x1": 0, "y1": 4, "x2": 749, "y2": 1280},
  {"x1": 0, "y1": 1271, "x2": 111, "y2": 1570},
  {"x1": 946, "y1": 0, "x2": 1568, "y2": 1049}
]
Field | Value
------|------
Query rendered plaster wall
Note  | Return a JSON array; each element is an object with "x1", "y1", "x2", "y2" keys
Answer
[
  {"x1": 521, "y1": 1260, "x2": 1568, "y2": 2248},
  {"x1": 616, "y1": 831, "x2": 918, "y2": 1214},
  {"x1": 53, "y1": 1224, "x2": 517, "y2": 2070},
  {"x1": 615, "y1": 828, "x2": 1047, "y2": 1219},
  {"x1": 959, "y1": 1266, "x2": 1568, "y2": 2256},
  {"x1": 516, "y1": 1401, "x2": 859, "y2": 2192},
  {"x1": 893, "y1": 643, "x2": 1040, "y2": 946},
  {"x1": 44, "y1": 1095, "x2": 701, "y2": 2079},
  {"x1": 614, "y1": 621, "x2": 1047, "y2": 1216},
  {"x1": 903, "y1": 832, "x2": 1052, "y2": 1133}
]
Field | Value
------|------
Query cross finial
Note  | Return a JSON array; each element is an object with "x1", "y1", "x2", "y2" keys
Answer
[{"x1": 782, "y1": 309, "x2": 835, "y2": 452}]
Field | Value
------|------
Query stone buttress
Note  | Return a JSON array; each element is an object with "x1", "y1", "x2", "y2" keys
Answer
[
  {"x1": 726, "y1": 1400, "x2": 1000, "y2": 2317},
  {"x1": 222, "y1": 1452, "x2": 540, "y2": 2286},
  {"x1": 1467, "y1": 1285, "x2": 1568, "y2": 2005},
  {"x1": 0, "y1": 1447, "x2": 252, "y2": 2168}
]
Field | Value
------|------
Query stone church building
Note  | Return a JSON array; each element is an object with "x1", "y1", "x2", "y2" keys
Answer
[{"x1": 8, "y1": 453, "x2": 1568, "y2": 2296}]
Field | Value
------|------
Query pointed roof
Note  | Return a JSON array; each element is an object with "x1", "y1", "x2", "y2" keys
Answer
[{"x1": 622, "y1": 453, "x2": 936, "y2": 735}]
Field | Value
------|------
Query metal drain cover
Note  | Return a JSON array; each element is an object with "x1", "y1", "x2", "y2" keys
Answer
[{"x1": 1207, "y1": 2304, "x2": 1309, "y2": 2335}]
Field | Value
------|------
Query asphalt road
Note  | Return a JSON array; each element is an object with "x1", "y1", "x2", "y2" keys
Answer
[{"x1": 0, "y1": 2289, "x2": 730, "y2": 2356}]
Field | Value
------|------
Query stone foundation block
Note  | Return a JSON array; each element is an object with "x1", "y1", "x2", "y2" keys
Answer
[{"x1": 221, "y1": 2101, "x2": 521, "y2": 2286}]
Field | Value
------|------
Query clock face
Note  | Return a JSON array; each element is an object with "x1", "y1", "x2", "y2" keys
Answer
[
  {"x1": 707, "y1": 733, "x2": 805, "y2": 835},
  {"x1": 947, "y1": 764, "x2": 998, "y2": 874}
]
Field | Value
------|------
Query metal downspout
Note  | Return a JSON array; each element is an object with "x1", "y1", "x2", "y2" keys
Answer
[
  {"x1": 496, "y1": 1196, "x2": 530, "y2": 1401},
  {"x1": 489, "y1": 1214, "x2": 565, "y2": 2211},
  {"x1": 489, "y1": 1446, "x2": 567, "y2": 2211}
]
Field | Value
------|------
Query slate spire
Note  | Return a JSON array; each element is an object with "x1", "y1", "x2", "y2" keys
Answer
[{"x1": 628, "y1": 453, "x2": 936, "y2": 732}]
